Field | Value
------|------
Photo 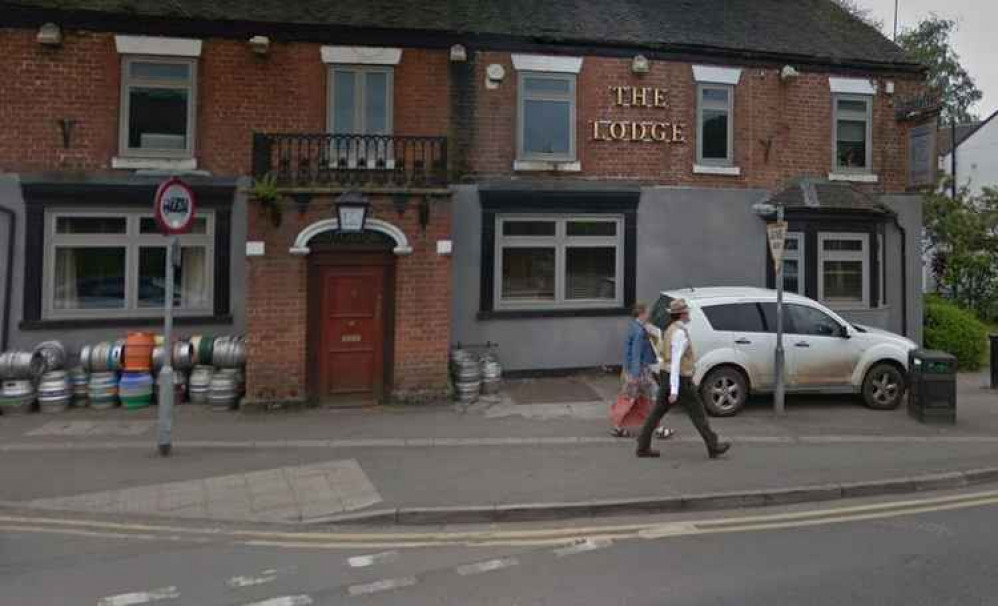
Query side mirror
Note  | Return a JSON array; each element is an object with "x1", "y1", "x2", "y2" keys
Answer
[{"x1": 839, "y1": 325, "x2": 851, "y2": 339}]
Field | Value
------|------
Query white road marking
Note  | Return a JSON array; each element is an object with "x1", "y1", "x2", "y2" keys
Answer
[
  {"x1": 347, "y1": 550, "x2": 399, "y2": 568},
  {"x1": 227, "y1": 569, "x2": 280, "y2": 588},
  {"x1": 96, "y1": 587, "x2": 180, "y2": 606},
  {"x1": 554, "y1": 538, "x2": 613, "y2": 557},
  {"x1": 239, "y1": 596, "x2": 313, "y2": 606},
  {"x1": 456, "y1": 557, "x2": 519, "y2": 576},
  {"x1": 348, "y1": 576, "x2": 417, "y2": 596}
]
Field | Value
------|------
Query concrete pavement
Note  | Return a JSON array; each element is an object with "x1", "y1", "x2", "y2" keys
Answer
[{"x1": 0, "y1": 371, "x2": 995, "y2": 526}]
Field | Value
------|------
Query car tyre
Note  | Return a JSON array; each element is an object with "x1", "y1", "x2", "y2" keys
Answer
[
  {"x1": 700, "y1": 367, "x2": 748, "y2": 417},
  {"x1": 862, "y1": 363, "x2": 906, "y2": 410}
]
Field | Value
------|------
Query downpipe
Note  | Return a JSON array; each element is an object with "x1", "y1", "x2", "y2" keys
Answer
[{"x1": 0, "y1": 203, "x2": 14, "y2": 352}]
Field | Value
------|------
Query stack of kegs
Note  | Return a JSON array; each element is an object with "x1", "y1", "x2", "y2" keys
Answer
[
  {"x1": 480, "y1": 351, "x2": 503, "y2": 396},
  {"x1": 188, "y1": 365, "x2": 213, "y2": 405},
  {"x1": 119, "y1": 372, "x2": 154, "y2": 409},
  {"x1": 0, "y1": 379, "x2": 35, "y2": 415},
  {"x1": 450, "y1": 348, "x2": 482, "y2": 404},
  {"x1": 69, "y1": 366, "x2": 89, "y2": 407},
  {"x1": 208, "y1": 369, "x2": 241, "y2": 411},
  {"x1": 37, "y1": 370, "x2": 71, "y2": 414},
  {"x1": 87, "y1": 372, "x2": 118, "y2": 410}
]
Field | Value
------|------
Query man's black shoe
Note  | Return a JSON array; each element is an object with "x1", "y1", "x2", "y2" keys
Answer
[
  {"x1": 708, "y1": 441, "x2": 731, "y2": 459},
  {"x1": 636, "y1": 449, "x2": 661, "y2": 458}
]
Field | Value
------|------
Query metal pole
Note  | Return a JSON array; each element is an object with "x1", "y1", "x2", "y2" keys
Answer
[
  {"x1": 951, "y1": 117, "x2": 958, "y2": 200},
  {"x1": 157, "y1": 237, "x2": 176, "y2": 456},
  {"x1": 774, "y1": 205, "x2": 786, "y2": 417},
  {"x1": 893, "y1": 0, "x2": 899, "y2": 41}
]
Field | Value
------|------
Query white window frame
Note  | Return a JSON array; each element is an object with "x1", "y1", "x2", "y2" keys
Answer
[
  {"x1": 495, "y1": 215, "x2": 623, "y2": 310},
  {"x1": 517, "y1": 72, "x2": 577, "y2": 163},
  {"x1": 327, "y1": 65, "x2": 394, "y2": 135},
  {"x1": 832, "y1": 94, "x2": 873, "y2": 175},
  {"x1": 43, "y1": 210, "x2": 215, "y2": 320},
  {"x1": 782, "y1": 232, "x2": 805, "y2": 295},
  {"x1": 818, "y1": 232, "x2": 869, "y2": 307},
  {"x1": 119, "y1": 56, "x2": 197, "y2": 159},
  {"x1": 696, "y1": 83, "x2": 734, "y2": 167}
]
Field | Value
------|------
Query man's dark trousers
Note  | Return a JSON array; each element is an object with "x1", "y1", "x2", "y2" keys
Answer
[{"x1": 637, "y1": 374, "x2": 718, "y2": 452}]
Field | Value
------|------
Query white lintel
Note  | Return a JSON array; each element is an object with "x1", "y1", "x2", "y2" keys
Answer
[
  {"x1": 115, "y1": 35, "x2": 202, "y2": 57},
  {"x1": 829, "y1": 77, "x2": 877, "y2": 95},
  {"x1": 511, "y1": 54, "x2": 583, "y2": 74},
  {"x1": 692, "y1": 65, "x2": 742, "y2": 85},
  {"x1": 321, "y1": 46, "x2": 403, "y2": 65}
]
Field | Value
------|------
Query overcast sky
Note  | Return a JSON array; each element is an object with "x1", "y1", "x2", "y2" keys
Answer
[{"x1": 861, "y1": 0, "x2": 996, "y2": 120}]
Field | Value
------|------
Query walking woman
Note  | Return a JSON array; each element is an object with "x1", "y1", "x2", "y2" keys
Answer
[
  {"x1": 611, "y1": 303, "x2": 675, "y2": 439},
  {"x1": 636, "y1": 298, "x2": 730, "y2": 458}
]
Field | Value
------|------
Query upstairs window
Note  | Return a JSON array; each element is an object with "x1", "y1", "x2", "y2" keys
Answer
[
  {"x1": 518, "y1": 73, "x2": 577, "y2": 162},
  {"x1": 697, "y1": 84, "x2": 734, "y2": 166},
  {"x1": 329, "y1": 66, "x2": 393, "y2": 135},
  {"x1": 120, "y1": 57, "x2": 197, "y2": 158},
  {"x1": 833, "y1": 95, "x2": 872, "y2": 173}
]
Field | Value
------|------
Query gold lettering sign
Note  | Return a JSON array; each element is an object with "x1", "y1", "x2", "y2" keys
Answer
[{"x1": 592, "y1": 85, "x2": 686, "y2": 144}]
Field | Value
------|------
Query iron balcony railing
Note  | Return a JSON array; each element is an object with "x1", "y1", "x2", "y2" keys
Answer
[{"x1": 252, "y1": 133, "x2": 448, "y2": 189}]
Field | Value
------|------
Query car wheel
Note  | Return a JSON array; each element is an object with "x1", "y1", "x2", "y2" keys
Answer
[
  {"x1": 700, "y1": 367, "x2": 747, "y2": 417},
  {"x1": 862, "y1": 363, "x2": 905, "y2": 410}
]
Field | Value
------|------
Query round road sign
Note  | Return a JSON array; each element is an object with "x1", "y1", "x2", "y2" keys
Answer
[{"x1": 153, "y1": 177, "x2": 197, "y2": 235}]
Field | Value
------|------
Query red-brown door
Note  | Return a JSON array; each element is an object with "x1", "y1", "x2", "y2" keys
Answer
[{"x1": 318, "y1": 265, "x2": 386, "y2": 402}]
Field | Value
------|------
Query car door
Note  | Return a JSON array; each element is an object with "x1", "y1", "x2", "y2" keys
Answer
[
  {"x1": 700, "y1": 302, "x2": 775, "y2": 391},
  {"x1": 784, "y1": 303, "x2": 859, "y2": 388}
]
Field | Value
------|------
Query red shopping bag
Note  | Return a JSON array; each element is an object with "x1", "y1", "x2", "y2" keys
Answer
[{"x1": 610, "y1": 394, "x2": 653, "y2": 429}]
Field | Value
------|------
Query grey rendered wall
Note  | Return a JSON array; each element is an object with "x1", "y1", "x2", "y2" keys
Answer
[
  {"x1": 0, "y1": 174, "x2": 248, "y2": 356},
  {"x1": 451, "y1": 185, "x2": 770, "y2": 372},
  {"x1": 883, "y1": 194, "x2": 924, "y2": 345}
]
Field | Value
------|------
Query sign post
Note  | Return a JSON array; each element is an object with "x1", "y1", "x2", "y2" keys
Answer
[
  {"x1": 767, "y1": 209, "x2": 788, "y2": 417},
  {"x1": 153, "y1": 178, "x2": 197, "y2": 456}
]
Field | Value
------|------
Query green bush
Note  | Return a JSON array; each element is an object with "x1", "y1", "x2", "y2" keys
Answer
[{"x1": 923, "y1": 295, "x2": 988, "y2": 370}]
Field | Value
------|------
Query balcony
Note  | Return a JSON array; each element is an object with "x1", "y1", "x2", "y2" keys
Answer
[{"x1": 252, "y1": 133, "x2": 448, "y2": 192}]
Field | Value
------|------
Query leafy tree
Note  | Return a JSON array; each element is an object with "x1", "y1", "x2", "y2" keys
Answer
[
  {"x1": 897, "y1": 16, "x2": 983, "y2": 123},
  {"x1": 924, "y1": 184, "x2": 998, "y2": 320}
]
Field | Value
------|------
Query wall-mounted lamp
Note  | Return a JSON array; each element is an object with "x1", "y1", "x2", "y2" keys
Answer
[
  {"x1": 780, "y1": 65, "x2": 799, "y2": 82},
  {"x1": 336, "y1": 190, "x2": 371, "y2": 233},
  {"x1": 485, "y1": 63, "x2": 505, "y2": 90},
  {"x1": 248, "y1": 35, "x2": 270, "y2": 56},
  {"x1": 631, "y1": 55, "x2": 650, "y2": 74},
  {"x1": 37, "y1": 23, "x2": 62, "y2": 46},
  {"x1": 450, "y1": 44, "x2": 467, "y2": 62}
]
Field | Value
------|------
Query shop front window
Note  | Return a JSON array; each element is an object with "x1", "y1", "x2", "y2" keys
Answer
[
  {"x1": 45, "y1": 212, "x2": 214, "y2": 319},
  {"x1": 496, "y1": 216, "x2": 622, "y2": 309}
]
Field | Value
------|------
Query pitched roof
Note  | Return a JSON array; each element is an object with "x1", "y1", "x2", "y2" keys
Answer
[
  {"x1": 4, "y1": 0, "x2": 919, "y2": 70},
  {"x1": 938, "y1": 109, "x2": 998, "y2": 156},
  {"x1": 767, "y1": 177, "x2": 890, "y2": 214}
]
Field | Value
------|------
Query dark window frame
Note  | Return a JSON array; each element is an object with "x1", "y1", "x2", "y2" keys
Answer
[
  {"x1": 20, "y1": 181, "x2": 234, "y2": 330},
  {"x1": 479, "y1": 188, "x2": 638, "y2": 320}
]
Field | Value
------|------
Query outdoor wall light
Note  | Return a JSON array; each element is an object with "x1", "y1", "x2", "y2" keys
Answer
[
  {"x1": 631, "y1": 55, "x2": 650, "y2": 74},
  {"x1": 37, "y1": 23, "x2": 62, "y2": 46},
  {"x1": 486, "y1": 63, "x2": 505, "y2": 89},
  {"x1": 336, "y1": 191, "x2": 371, "y2": 233},
  {"x1": 450, "y1": 44, "x2": 467, "y2": 62},
  {"x1": 248, "y1": 35, "x2": 270, "y2": 55},
  {"x1": 780, "y1": 65, "x2": 800, "y2": 82}
]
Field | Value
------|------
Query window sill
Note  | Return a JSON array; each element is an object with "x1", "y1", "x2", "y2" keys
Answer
[
  {"x1": 478, "y1": 307, "x2": 629, "y2": 320},
  {"x1": 828, "y1": 172, "x2": 878, "y2": 183},
  {"x1": 513, "y1": 160, "x2": 582, "y2": 173},
  {"x1": 112, "y1": 156, "x2": 198, "y2": 171},
  {"x1": 694, "y1": 164, "x2": 741, "y2": 176},
  {"x1": 21, "y1": 315, "x2": 232, "y2": 331}
]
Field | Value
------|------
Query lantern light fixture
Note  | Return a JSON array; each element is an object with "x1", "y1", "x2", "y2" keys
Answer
[{"x1": 335, "y1": 191, "x2": 371, "y2": 233}]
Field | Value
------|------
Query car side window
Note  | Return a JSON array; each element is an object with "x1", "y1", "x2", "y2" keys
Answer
[
  {"x1": 787, "y1": 304, "x2": 842, "y2": 337},
  {"x1": 702, "y1": 303, "x2": 766, "y2": 332},
  {"x1": 758, "y1": 302, "x2": 794, "y2": 333}
]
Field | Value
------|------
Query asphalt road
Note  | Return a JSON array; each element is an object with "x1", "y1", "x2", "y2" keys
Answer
[{"x1": 3, "y1": 491, "x2": 998, "y2": 605}]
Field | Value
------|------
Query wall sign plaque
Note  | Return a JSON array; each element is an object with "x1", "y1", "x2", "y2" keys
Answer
[{"x1": 590, "y1": 85, "x2": 687, "y2": 144}]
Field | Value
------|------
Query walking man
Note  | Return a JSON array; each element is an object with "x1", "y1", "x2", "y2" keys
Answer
[{"x1": 636, "y1": 298, "x2": 731, "y2": 459}]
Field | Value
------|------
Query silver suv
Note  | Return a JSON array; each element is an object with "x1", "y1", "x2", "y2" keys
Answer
[{"x1": 649, "y1": 287, "x2": 918, "y2": 416}]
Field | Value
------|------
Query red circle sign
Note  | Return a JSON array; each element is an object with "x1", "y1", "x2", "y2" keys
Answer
[{"x1": 154, "y1": 177, "x2": 197, "y2": 235}]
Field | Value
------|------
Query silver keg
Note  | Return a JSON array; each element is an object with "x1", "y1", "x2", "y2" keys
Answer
[
  {"x1": 37, "y1": 370, "x2": 71, "y2": 413},
  {"x1": 87, "y1": 372, "x2": 118, "y2": 410},
  {"x1": 188, "y1": 365, "x2": 213, "y2": 405},
  {"x1": 450, "y1": 349, "x2": 482, "y2": 404},
  {"x1": 0, "y1": 351, "x2": 45, "y2": 380},
  {"x1": 480, "y1": 354, "x2": 503, "y2": 395},
  {"x1": 33, "y1": 341, "x2": 67, "y2": 373},
  {"x1": 208, "y1": 369, "x2": 239, "y2": 411},
  {"x1": 0, "y1": 379, "x2": 35, "y2": 415}
]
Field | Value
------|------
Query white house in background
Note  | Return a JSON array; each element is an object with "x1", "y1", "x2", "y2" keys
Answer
[{"x1": 939, "y1": 109, "x2": 998, "y2": 197}]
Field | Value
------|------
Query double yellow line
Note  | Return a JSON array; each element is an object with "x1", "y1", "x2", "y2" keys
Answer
[{"x1": 2, "y1": 488, "x2": 997, "y2": 550}]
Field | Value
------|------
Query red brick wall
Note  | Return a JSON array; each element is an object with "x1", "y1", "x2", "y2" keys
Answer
[
  {"x1": 0, "y1": 29, "x2": 451, "y2": 175},
  {"x1": 461, "y1": 52, "x2": 926, "y2": 192},
  {"x1": 245, "y1": 195, "x2": 451, "y2": 402}
]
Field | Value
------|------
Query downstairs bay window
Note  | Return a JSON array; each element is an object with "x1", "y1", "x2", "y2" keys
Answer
[{"x1": 44, "y1": 212, "x2": 214, "y2": 319}]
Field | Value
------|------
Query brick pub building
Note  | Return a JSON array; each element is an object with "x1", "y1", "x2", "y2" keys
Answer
[{"x1": 0, "y1": 0, "x2": 937, "y2": 405}]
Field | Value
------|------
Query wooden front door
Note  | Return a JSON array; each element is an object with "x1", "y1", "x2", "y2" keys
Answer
[{"x1": 312, "y1": 255, "x2": 392, "y2": 404}]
